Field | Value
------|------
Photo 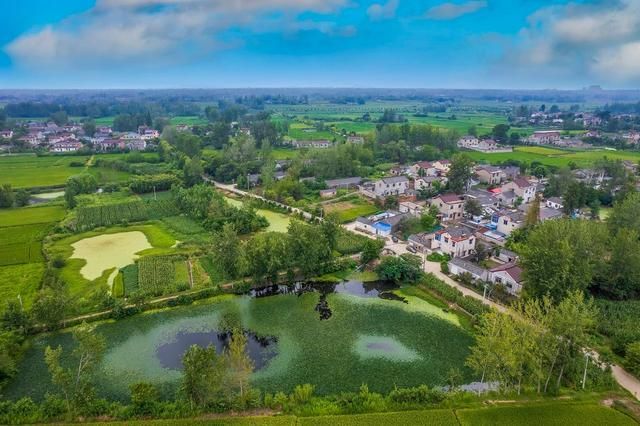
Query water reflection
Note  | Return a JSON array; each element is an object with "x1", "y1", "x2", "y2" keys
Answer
[
  {"x1": 248, "y1": 280, "x2": 406, "y2": 320},
  {"x1": 155, "y1": 330, "x2": 277, "y2": 370}
]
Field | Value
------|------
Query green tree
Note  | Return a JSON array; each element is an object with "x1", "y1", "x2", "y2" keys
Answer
[
  {"x1": 14, "y1": 189, "x2": 30, "y2": 207},
  {"x1": 44, "y1": 324, "x2": 106, "y2": 415},
  {"x1": 525, "y1": 194, "x2": 541, "y2": 227},
  {"x1": 599, "y1": 230, "x2": 640, "y2": 299},
  {"x1": 376, "y1": 255, "x2": 422, "y2": 283},
  {"x1": 181, "y1": 344, "x2": 225, "y2": 409},
  {"x1": 608, "y1": 192, "x2": 640, "y2": 235},
  {"x1": 212, "y1": 224, "x2": 243, "y2": 280},
  {"x1": 225, "y1": 329, "x2": 254, "y2": 398},
  {"x1": 520, "y1": 220, "x2": 607, "y2": 302},
  {"x1": 624, "y1": 342, "x2": 640, "y2": 377},
  {"x1": 130, "y1": 382, "x2": 160, "y2": 416},
  {"x1": 464, "y1": 198, "x2": 482, "y2": 217},
  {"x1": 244, "y1": 232, "x2": 290, "y2": 282},
  {"x1": 82, "y1": 119, "x2": 96, "y2": 137},
  {"x1": 32, "y1": 288, "x2": 69, "y2": 331},
  {"x1": 50, "y1": 110, "x2": 68, "y2": 126},
  {"x1": 183, "y1": 156, "x2": 204, "y2": 187},
  {"x1": 1, "y1": 300, "x2": 30, "y2": 334},
  {"x1": 447, "y1": 154, "x2": 473, "y2": 194},
  {"x1": 360, "y1": 238, "x2": 384, "y2": 265},
  {"x1": 492, "y1": 124, "x2": 511, "y2": 143},
  {"x1": 0, "y1": 184, "x2": 15, "y2": 208}
]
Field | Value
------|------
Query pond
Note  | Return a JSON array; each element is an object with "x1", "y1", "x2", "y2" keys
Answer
[
  {"x1": 5, "y1": 280, "x2": 474, "y2": 401},
  {"x1": 29, "y1": 191, "x2": 65, "y2": 204},
  {"x1": 70, "y1": 231, "x2": 151, "y2": 286},
  {"x1": 224, "y1": 196, "x2": 291, "y2": 233}
]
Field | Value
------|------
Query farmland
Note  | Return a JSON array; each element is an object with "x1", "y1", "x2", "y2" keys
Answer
[
  {"x1": 323, "y1": 198, "x2": 379, "y2": 223},
  {"x1": 0, "y1": 154, "x2": 140, "y2": 189},
  {"x1": 467, "y1": 146, "x2": 640, "y2": 168}
]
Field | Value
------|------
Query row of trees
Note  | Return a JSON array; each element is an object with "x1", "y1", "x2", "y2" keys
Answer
[
  {"x1": 0, "y1": 184, "x2": 30, "y2": 208},
  {"x1": 467, "y1": 291, "x2": 613, "y2": 394}
]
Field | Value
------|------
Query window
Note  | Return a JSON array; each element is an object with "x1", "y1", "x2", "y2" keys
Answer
[
  {"x1": 469, "y1": 238, "x2": 474, "y2": 244},
  {"x1": 503, "y1": 219, "x2": 508, "y2": 225},
  {"x1": 452, "y1": 241, "x2": 456, "y2": 247},
  {"x1": 495, "y1": 277, "x2": 502, "y2": 284},
  {"x1": 444, "y1": 237, "x2": 449, "y2": 243}
]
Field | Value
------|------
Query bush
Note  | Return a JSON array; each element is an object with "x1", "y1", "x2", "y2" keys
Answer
[
  {"x1": 291, "y1": 384, "x2": 315, "y2": 405},
  {"x1": 420, "y1": 274, "x2": 489, "y2": 317},
  {"x1": 427, "y1": 252, "x2": 451, "y2": 263},
  {"x1": 624, "y1": 341, "x2": 640, "y2": 377},
  {"x1": 440, "y1": 261, "x2": 449, "y2": 274},
  {"x1": 51, "y1": 255, "x2": 66, "y2": 268}
]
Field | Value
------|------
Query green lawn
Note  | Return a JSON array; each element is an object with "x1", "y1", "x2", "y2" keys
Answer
[
  {"x1": 0, "y1": 205, "x2": 65, "y2": 227},
  {"x1": 0, "y1": 263, "x2": 45, "y2": 309}
]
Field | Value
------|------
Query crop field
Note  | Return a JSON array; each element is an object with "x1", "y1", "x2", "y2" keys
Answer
[
  {"x1": 0, "y1": 263, "x2": 45, "y2": 309},
  {"x1": 74, "y1": 199, "x2": 180, "y2": 231},
  {"x1": 0, "y1": 154, "x2": 141, "y2": 188},
  {"x1": 6, "y1": 289, "x2": 473, "y2": 400},
  {"x1": 137, "y1": 255, "x2": 188, "y2": 295},
  {"x1": 324, "y1": 199, "x2": 379, "y2": 223},
  {"x1": 467, "y1": 146, "x2": 640, "y2": 168}
]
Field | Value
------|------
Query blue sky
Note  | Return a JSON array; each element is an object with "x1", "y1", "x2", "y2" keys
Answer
[{"x1": 1, "y1": 0, "x2": 639, "y2": 89}]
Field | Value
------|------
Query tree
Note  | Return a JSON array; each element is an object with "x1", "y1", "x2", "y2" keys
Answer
[
  {"x1": 447, "y1": 154, "x2": 473, "y2": 194},
  {"x1": 376, "y1": 255, "x2": 422, "y2": 283},
  {"x1": 625, "y1": 342, "x2": 640, "y2": 377},
  {"x1": 360, "y1": 238, "x2": 384, "y2": 265},
  {"x1": 14, "y1": 189, "x2": 30, "y2": 207},
  {"x1": 492, "y1": 124, "x2": 511, "y2": 143},
  {"x1": 212, "y1": 224, "x2": 242, "y2": 280},
  {"x1": 464, "y1": 198, "x2": 482, "y2": 217},
  {"x1": 183, "y1": 156, "x2": 204, "y2": 187},
  {"x1": 287, "y1": 220, "x2": 332, "y2": 277},
  {"x1": 44, "y1": 324, "x2": 106, "y2": 415},
  {"x1": 599, "y1": 230, "x2": 640, "y2": 299},
  {"x1": 608, "y1": 192, "x2": 640, "y2": 235},
  {"x1": 181, "y1": 344, "x2": 225, "y2": 409},
  {"x1": 520, "y1": 220, "x2": 607, "y2": 302},
  {"x1": 33, "y1": 289, "x2": 67, "y2": 331},
  {"x1": 1, "y1": 300, "x2": 30, "y2": 334},
  {"x1": 0, "y1": 184, "x2": 15, "y2": 208},
  {"x1": 320, "y1": 212, "x2": 341, "y2": 252},
  {"x1": 225, "y1": 329, "x2": 254, "y2": 398},
  {"x1": 130, "y1": 382, "x2": 160, "y2": 416},
  {"x1": 82, "y1": 119, "x2": 96, "y2": 137},
  {"x1": 50, "y1": 110, "x2": 68, "y2": 126},
  {"x1": 244, "y1": 231, "x2": 290, "y2": 282},
  {"x1": 525, "y1": 194, "x2": 541, "y2": 227}
]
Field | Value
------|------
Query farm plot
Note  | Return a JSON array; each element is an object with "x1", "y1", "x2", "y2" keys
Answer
[
  {"x1": 74, "y1": 199, "x2": 179, "y2": 231},
  {"x1": 137, "y1": 256, "x2": 189, "y2": 296},
  {"x1": 324, "y1": 199, "x2": 379, "y2": 223}
]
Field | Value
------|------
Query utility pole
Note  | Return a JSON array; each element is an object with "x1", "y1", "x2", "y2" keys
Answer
[
  {"x1": 153, "y1": 185, "x2": 157, "y2": 201},
  {"x1": 582, "y1": 353, "x2": 590, "y2": 390}
]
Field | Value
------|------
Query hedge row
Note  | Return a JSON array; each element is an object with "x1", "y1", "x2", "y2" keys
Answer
[{"x1": 420, "y1": 274, "x2": 490, "y2": 317}]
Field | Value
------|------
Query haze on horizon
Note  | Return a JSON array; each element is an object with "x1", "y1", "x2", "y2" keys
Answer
[{"x1": 1, "y1": 0, "x2": 640, "y2": 90}]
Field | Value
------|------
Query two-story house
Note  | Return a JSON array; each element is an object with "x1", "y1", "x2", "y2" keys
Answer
[
  {"x1": 410, "y1": 161, "x2": 438, "y2": 177},
  {"x1": 475, "y1": 165, "x2": 503, "y2": 185},
  {"x1": 500, "y1": 177, "x2": 536, "y2": 204},
  {"x1": 433, "y1": 225, "x2": 476, "y2": 258},
  {"x1": 489, "y1": 263, "x2": 524, "y2": 295},
  {"x1": 491, "y1": 210, "x2": 525, "y2": 236},
  {"x1": 430, "y1": 193, "x2": 465, "y2": 222}
]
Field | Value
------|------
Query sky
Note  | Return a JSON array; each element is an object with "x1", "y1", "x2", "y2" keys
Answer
[{"x1": 1, "y1": 0, "x2": 639, "y2": 89}]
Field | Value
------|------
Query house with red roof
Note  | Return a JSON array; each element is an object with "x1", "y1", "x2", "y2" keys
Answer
[
  {"x1": 430, "y1": 193, "x2": 465, "y2": 222},
  {"x1": 500, "y1": 177, "x2": 537, "y2": 204},
  {"x1": 489, "y1": 262, "x2": 524, "y2": 295}
]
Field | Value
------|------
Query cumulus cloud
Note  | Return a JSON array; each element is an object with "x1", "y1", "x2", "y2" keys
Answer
[
  {"x1": 367, "y1": 0, "x2": 399, "y2": 21},
  {"x1": 424, "y1": 0, "x2": 487, "y2": 20},
  {"x1": 507, "y1": 0, "x2": 640, "y2": 83},
  {"x1": 5, "y1": 0, "x2": 350, "y2": 68}
]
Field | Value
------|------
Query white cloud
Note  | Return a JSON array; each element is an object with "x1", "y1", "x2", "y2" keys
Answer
[
  {"x1": 5, "y1": 0, "x2": 350, "y2": 68},
  {"x1": 424, "y1": 0, "x2": 487, "y2": 21},
  {"x1": 507, "y1": 0, "x2": 640, "y2": 83},
  {"x1": 367, "y1": 0, "x2": 399, "y2": 21}
]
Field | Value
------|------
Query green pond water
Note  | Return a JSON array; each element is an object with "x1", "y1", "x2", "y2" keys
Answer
[
  {"x1": 225, "y1": 196, "x2": 291, "y2": 233},
  {"x1": 5, "y1": 284, "x2": 474, "y2": 401}
]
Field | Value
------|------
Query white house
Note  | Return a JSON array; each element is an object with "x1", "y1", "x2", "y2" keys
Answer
[
  {"x1": 399, "y1": 201, "x2": 425, "y2": 216},
  {"x1": 50, "y1": 140, "x2": 83, "y2": 153},
  {"x1": 528, "y1": 130, "x2": 561, "y2": 145},
  {"x1": 489, "y1": 263, "x2": 524, "y2": 295},
  {"x1": 475, "y1": 165, "x2": 503, "y2": 185},
  {"x1": 491, "y1": 210, "x2": 525, "y2": 236},
  {"x1": 290, "y1": 140, "x2": 331, "y2": 149},
  {"x1": 410, "y1": 161, "x2": 438, "y2": 177},
  {"x1": 432, "y1": 225, "x2": 476, "y2": 258},
  {"x1": 546, "y1": 197, "x2": 563, "y2": 210},
  {"x1": 360, "y1": 176, "x2": 410, "y2": 198},
  {"x1": 346, "y1": 136, "x2": 364, "y2": 144}
]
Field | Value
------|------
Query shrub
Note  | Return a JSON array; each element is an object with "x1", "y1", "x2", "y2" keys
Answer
[
  {"x1": 51, "y1": 255, "x2": 66, "y2": 268},
  {"x1": 440, "y1": 261, "x2": 449, "y2": 274},
  {"x1": 624, "y1": 342, "x2": 640, "y2": 376},
  {"x1": 290, "y1": 384, "x2": 315, "y2": 405}
]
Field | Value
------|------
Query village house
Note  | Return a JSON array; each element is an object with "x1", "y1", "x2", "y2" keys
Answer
[
  {"x1": 97, "y1": 138, "x2": 125, "y2": 151},
  {"x1": 0, "y1": 130, "x2": 13, "y2": 139},
  {"x1": 528, "y1": 130, "x2": 561, "y2": 145},
  {"x1": 489, "y1": 262, "x2": 524, "y2": 295},
  {"x1": 500, "y1": 177, "x2": 536, "y2": 203},
  {"x1": 408, "y1": 232, "x2": 433, "y2": 253},
  {"x1": 18, "y1": 135, "x2": 39, "y2": 145},
  {"x1": 432, "y1": 225, "x2": 476, "y2": 258},
  {"x1": 457, "y1": 135, "x2": 479, "y2": 149},
  {"x1": 491, "y1": 210, "x2": 525, "y2": 236},
  {"x1": 433, "y1": 160, "x2": 452, "y2": 174},
  {"x1": 546, "y1": 197, "x2": 563, "y2": 210},
  {"x1": 475, "y1": 165, "x2": 503, "y2": 185},
  {"x1": 346, "y1": 135, "x2": 364, "y2": 144},
  {"x1": 355, "y1": 211, "x2": 410, "y2": 237},
  {"x1": 359, "y1": 176, "x2": 410, "y2": 199},
  {"x1": 398, "y1": 201, "x2": 425, "y2": 216},
  {"x1": 464, "y1": 188, "x2": 500, "y2": 215},
  {"x1": 320, "y1": 188, "x2": 337, "y2": 198},
  {"x1": 126, "y1": 139, "x2": 147, "y2": 151},
  {"x1": 290, "y1": 139, "x2": 331, "y2": 149},
  {"x1": 500, "y1": 166, "x2": 520, "y2": 181},
  {"x1": 410, "y1": 161, "x2": 438, "y2": 177},
  {"x1": 430, "y1": 193, "x2": 465, "y2": 222},
  {"x1": 325, "y1": 177, "x2": 362, "y2": 190},
  {"x1": 96, "y1": 126, "x2": 113, "y2": 134},
  {"x1": 415, "y1": 176, "x2": 442, "y2": 192},
  {"x1": 50, "y1": 140, "x2": 83, "y2": 153},
  {"x1": 448, "y1": 257, "x2": 489, "y2": 282}
]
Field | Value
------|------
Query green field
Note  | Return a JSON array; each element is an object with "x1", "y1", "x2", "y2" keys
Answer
[
  {"x1": 467, "y1": 146, "x2": 640, "y2": 168},
  {"x1": 0, "y1": 154, "x2": 137, "y2": 188},
  {"x1": 48, "y1": 402, "x2": 638, "y2": 425},
  {"x1": 0, "y1": 204, "x2": 65, "y2": 227},
  {"x1": 324, "y1": 199, "x2": 379, "y2": 223},
  {"x1": 0, "y1": 263, "x2": 45, "y2": 309},
  {"x1": 6, "y1": 289, "x2": 473, "y2": 401}
]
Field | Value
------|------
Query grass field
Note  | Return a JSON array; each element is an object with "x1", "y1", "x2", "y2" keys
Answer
[
  {"x1": 0, "y1": 263, "x2": 45, "y2": 309},
  {"x1": 467, "y1": 146, "x2": 640, "y2": 168},
  {"x1": 0, "y1": 154, "x2": 138, "y2": 188},
  {"x1": 324, "y1": 199, "x2": 379, "y2": 223},
  {"x1": 0, "y1": 204, "x2": 65, "y2": 227}
]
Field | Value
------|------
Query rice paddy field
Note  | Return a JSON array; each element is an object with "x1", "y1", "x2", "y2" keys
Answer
[
  {"x1": 5, "y1": 288, "x2": 474, "y2": 401},
  {"x1": 467, "y1": 146, "x2": 640, "y2": 168}
]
